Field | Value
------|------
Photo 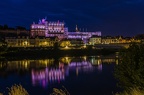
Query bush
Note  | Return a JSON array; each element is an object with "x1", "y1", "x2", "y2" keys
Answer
[
  {"x1": 114, "y1": 43, "x2": 144, "y2": 90},
  {"x1": 50, "y1": 86, "x2": 70, "y2": 95},
  {"x1": 116, "y1": 87, "x2": 144, "y2": 95},
  {"x1": 8, "y1": 84, "x2": 29, "y2": 95}
]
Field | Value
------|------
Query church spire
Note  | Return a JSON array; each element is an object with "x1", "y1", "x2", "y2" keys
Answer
[{"x1": 76, "y1": 25, "x2": 79, "y2": 32}]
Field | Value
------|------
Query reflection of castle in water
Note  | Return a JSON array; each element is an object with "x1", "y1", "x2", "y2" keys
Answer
[
  {"x1": 31, "y1": 64, "x2": 66, "y2": 88},
  {"x1": 0, "y1": 56, "x2": 119, "y2": 87}
]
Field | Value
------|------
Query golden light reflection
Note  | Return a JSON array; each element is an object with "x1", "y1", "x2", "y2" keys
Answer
[
  {"x1": 0, "y1": 59, "x2": 56, "y2": 71},
  {"x1": 116, "y1": 59, "x2": 119, "y2": 65},
  {"x1": 97, "y1": 59, "x2": 101, "y2": 65},
  {"x1": 59, "y1": 57, "x2": 71, "y2": 64},
  {"x1": 90, "y1": 57, "x2": 102, "y2": 65}
]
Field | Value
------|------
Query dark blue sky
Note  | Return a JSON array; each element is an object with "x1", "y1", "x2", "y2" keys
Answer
[{"x1": 1, "y1": 0, "x2": 144, "y2": 36}]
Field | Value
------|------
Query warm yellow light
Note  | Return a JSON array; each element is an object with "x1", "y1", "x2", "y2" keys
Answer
[
  {"x1": 83, "y1": 45, "x2": 86, "y2": 48},
  {"x1": 116, "y1": 59, "x2": 119, "y2": 65},
  {"x1": 65, "y1": 46, "x2": 68, "y2": 48},
  {"x1": 44, "y1": 41, "x2": 47, "y2": 45},
  {"x1": 25, "y1": 41, "x2": 27, "y2": 44},
  {"x1": 83, "y1": 56, "x2": 87, "y2": 60}
]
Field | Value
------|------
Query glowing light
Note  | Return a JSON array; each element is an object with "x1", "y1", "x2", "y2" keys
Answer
[
  {"x1": 83, "y1": 45, "x2": 86, "y2": 48},
  {"x1": 116, "y1": 59, "x2": 119, "y2": 65},
  {"x1": 65, "y1": 46, "x2": 68, "y2": 49},
  {"x1": 83, "y1": 56, "x2": 87, "y2": 61}
]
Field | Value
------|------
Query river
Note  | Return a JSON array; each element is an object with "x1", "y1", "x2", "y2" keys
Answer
[{"x1": 0, "y1": 55, "x2": 121, "y2": 95}]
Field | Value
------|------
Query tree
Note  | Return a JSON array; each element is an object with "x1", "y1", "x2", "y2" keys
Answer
[
  {"x1": 54, "y1": 42, "x2": 59, "y2": 50},
  {"x1": 135, "y1": 34, "x2": 144, "y2": 39},
  {"x1": 3, "y1": 24, "x2": 8, "y2": 29},
  {"x1": 8, "y1": 84, "x2": 29, "y2": 95},
  {"x1": 0, "y1": 25, "x2": 3, "y2": 29},
  {"x1": 16, "y1": 26, "x2": 26, "y2": 30},
  {"x1": 114, "y1": 43, "x2": 144, "y2": 90}
]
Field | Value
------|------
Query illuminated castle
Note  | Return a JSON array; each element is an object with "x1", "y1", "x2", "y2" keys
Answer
[
  {"x1": 31, "y1": 18, "x2": 68, "y2": 39},
  {"x1": 30, "y1": 18, "x2": 101, "y2": 42}
]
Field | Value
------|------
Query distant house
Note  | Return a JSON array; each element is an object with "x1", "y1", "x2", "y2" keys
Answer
[
  {"x1": 5, "y1": 32, "x2": 59, "y2": 47},
  {"x1": 34, "y1": 36, "x2": 59, "y2": 47},
  {"x1": 89, "y1": 35, "x2": 101, "y2": 45},
  {"x1": 59, "y1": 38, "x2": 71, "y2": 47},
  {"x1": 5, "y1": 33, "x2": 17, "y2": 47},
  {"x1": 68, "y1": 38, "x2": 84, "y2": 46},
  {"x1": 101, "y1": 36, "x2": 120, "y2": 44},
  {"x1": 0, "y1": 37, "x2": 6, "y2": 47}
]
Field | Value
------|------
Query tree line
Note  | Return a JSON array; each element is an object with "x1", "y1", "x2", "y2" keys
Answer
[{"x1": 0, "y1": 24, "x2": 27, "y2": 30}]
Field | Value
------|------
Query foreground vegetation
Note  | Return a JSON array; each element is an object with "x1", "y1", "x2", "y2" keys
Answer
[
  {"x1": 114, "y1": 43, "x2": 144, "y2": 94},
  {"x1": 116, "y1": 87, "x2": 144, "y2": 95},
  {"x1": 1, "y1": 85, "x2": 144, "y2": 95},
  {"x1": 0, "y1": 84, "x2": 29, "y2": 95},
  {"x1": 50, "y1": 86, "x2": 70, "y2": 95},
  {"x1": 0, "y1": 85, "x2": 70, "y2": 95}
]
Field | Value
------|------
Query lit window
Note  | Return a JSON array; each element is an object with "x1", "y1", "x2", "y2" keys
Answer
[{"x1": 32, "y1": 26, "x2": 35, "y2": 28}]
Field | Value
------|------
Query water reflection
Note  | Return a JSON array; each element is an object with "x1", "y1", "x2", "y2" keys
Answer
[
  {"x1": 0, "y1": 56, "x2": 119, "y2": 88},
  {"x1": 31, "y1": 65, "x2": 65, "y2": 88}
]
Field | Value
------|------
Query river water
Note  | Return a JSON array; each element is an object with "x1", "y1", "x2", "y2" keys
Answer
[{"x1": 0, "y1": 55, "x2": 121, "y2": 95}]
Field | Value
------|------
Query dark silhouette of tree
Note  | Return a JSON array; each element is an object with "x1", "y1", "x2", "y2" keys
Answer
[
  {"x1": 8, "y1": 27, "x2": 15, "y2": 30},
  {"x1": 3, "y1": 24, "x2": 8, "y2": 29},
  {"x1": 114, "y1": 43, "x2": 144, "y2": 90},
  {"x1": 16, "y1": 26, "x2": 26, "y2": 30},
  {"x1": 135, "y1": 34, "x2": 144, "y2": 39},
  {"x1": 54, "y1": 42, "x2": 59, "y2": 50},
  {"x1": 0, "y1": 25, "x2": 3, "y2": 29}
]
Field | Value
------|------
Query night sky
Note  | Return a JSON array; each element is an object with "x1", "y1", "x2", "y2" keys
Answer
[{"x1": 1, "y1": 0, "x2": 144, "y2": 36}]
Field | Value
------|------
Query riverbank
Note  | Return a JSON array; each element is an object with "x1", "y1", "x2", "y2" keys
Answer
[{"x1": 0, "y1": 47, "x2": 123, "y2": 60}]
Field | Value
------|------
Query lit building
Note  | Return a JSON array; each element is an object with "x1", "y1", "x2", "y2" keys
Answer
[
  {"x1": 59, "y1": 39, "x2": 71, "y2": 47},
  {"x1": 4, "y1": 18, "x2": 102, "y2": 47},
  {"x1": 5, "y1": 36, "x2": 58, "y2": 47},
  {"x1": 67, "y1": 31, "x2": 101, "y2": 44},
  {"x1": 34, "y1": 36, "x2": 58, "y2": 47},
  {"x1": 30, "y1": 18, "x2": 101, "y2": 44},
  {"x1": 101, "y1": 36, "x2": 120, "y2": 44},
  {"x1": 89, "y1": 35, "x2": 101, "y2": 45},
  {"x1": 5, "y1": 33, "x2": 29, "y2": 47},
  {"x1": 67, "y1": 25, "x2": 101, "y2": 44},
  {"x1": 30, "y1": 18, "x2": 68, "y2": 40}
]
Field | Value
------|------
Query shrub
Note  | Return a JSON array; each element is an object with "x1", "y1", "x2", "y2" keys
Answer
[
  {"x1": 116, "y1": 87, "x2": 144, "y2": 95},
  {"x1": 50, "y1": 86, "x2": 70, "y2": 95},
  {"x1": 8, "y1": 84, "x2": 29, "y2": 95},
  {"x1": 114, "y1": 43, "x2": 144, "y2": 90}
]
